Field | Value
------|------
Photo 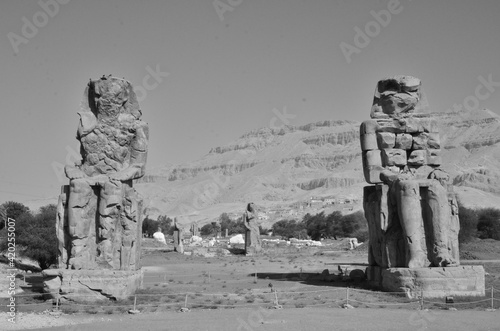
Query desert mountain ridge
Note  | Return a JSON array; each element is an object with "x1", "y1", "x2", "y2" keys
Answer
[{"x1": 133, "y1": 108, "x2": 500, "y2": 226}]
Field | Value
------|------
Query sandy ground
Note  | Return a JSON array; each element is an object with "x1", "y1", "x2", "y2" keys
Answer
[
  {"x1": 2, "y1": 239, "x2": 499, "y2": 330},
  {"x1": 3, "y1": 308, "x2": 498, "y2": 331}
]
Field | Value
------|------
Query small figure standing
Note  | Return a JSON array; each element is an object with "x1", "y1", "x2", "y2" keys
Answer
[
  {"x1": 173, "y1": 220, "x2": 184, "y2": 254},
  {"x1": 244, "y1": 202, "x2": 262, "y2": 255}
]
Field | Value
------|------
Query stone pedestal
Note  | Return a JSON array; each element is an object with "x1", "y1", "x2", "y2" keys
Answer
[
  {"x1": 42, "y1": 269, "x2": 143, "y2": 302},
  {"x1": 366, "y1": 265, "x2": 485, "y2": 298}
]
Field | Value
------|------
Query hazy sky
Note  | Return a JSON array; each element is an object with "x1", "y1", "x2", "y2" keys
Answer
[{"x1": 1, "y1": 0, "x2": 500, "y2": 204}]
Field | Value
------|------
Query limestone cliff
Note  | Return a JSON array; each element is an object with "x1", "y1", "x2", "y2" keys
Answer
[{"x1": 136, "y1": 109, "x2": 500, "y2": 221}]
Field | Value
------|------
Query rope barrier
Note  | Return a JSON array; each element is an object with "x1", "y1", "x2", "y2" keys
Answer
[
  {"x1": 423, "y1": 299, "x2": 491, "y2": 305},
  {"x1": 11, "y1": 288, "x2": 499, "y2": 299},
  {"x1": 348, "y1": 299, "x2": 419, "y2": 306},
  {"x1": 10, "y1": 273, "x2": 499, "y2": 312}
]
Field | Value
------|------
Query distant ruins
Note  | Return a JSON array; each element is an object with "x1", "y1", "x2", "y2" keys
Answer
[
  {"x1": 43, "y1": 76, "x2": 148, "y2": 301},
  {"x1": 361, "y1": 76, "x2": 485, "y2": 298}
]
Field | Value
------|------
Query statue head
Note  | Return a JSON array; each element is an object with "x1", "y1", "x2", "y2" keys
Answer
[
  {"x1": 370, "y1": 75, "x2": 428, "y2": 118},
  {"x1": 82, "y1": 76, "x2": 142, "y2": 123},
  {"x1": 247, "y1": 202, "x2": 255, "y2": 213}
]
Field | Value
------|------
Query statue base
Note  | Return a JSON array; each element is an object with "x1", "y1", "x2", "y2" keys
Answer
[
  {"x1": 42, "y1": 268, "x2": 143, "y2": 302},
  {"x1": 245, "y1": 246, "x2": 261, "y2": 256},
  {"x1": 366, "y1": 265, "x2": 485, "y2": 298}
]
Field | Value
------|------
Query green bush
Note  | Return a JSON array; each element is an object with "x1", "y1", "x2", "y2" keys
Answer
[
  {"x1": 142, "y1": 218, "x2": 158, "y2": 237},
  {"x1": 477, "y1": 208, "x2": 500, "y2": 240},
  {"x1": 458, "y1": 204, "x2": 478, "y2": 243},
  {"x1": 0, "y1": 203, "x2": 58, "y2": 269},
  {"x1": 303, "y1": 210, "x2": 367, "y2": 241},
  {"x1": 220, "y1": 213, "x2": 246, "y2": 235},
  {"x1": 271, "y1": 219, "x2": 306, "y2": 239}
]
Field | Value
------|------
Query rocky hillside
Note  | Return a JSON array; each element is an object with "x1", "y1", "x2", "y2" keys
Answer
[{"x1": 135, "y1": 109, "x2": 500, "y2": 224}]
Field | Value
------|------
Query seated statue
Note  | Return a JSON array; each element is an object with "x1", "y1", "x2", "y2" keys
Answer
[
  {"x1": 362, "y1": 76, "x2": 459, "y2": 269},
  {"x1": 58, "y1": 76, "x2": 148, "y2": 270}
]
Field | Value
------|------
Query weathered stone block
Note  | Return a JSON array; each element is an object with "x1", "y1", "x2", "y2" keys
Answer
[
  {"x1": 408, "y1": 150, "x2": 426, "y2": 166},
  {"x1": 42, "y1": 269, "x2": 143, "y2": 302},
  {"x1": 366, "y1": 265, "x2": 485, "y2": 299},
  {"x1": 360, "y1": 133, "x2": 378, "y2": 151},
  {"x1": 427, "y1": 132, "x2": 441, "y2": 149},
  {"x1": 403, "y1": 117, "x2": 424, "y2": 133},
  {"x1": 412, "y1": 132, "x2": 429, "y2": 150},
  {"x1": 426, "y1": 149, "x2": 442, "y2": 165},
  {"x1": 363, "y1": 150, "x2": 383, "y2": 167},
  {"x1": 377, "y1": 132, "x2": 395, "y2": 149},
  {"x1": 360, "y1": 120, "x2": 379, "y2": 134},
  {"x1": 375, "y1": 119, "x2": 406, "y2": 133},
  {"x1": 362, "y1": 151, "x2": 383, "y2": 184},
  {"x1": 395, "y1": 133, "x2": 413, "y2": 150},
  {"x1": 382, "y1": 149, "x2": 407, "y2": 166}
]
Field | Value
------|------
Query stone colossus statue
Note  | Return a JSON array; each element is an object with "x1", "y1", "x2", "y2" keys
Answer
[
  {"x1": 362, "y1": 76, "x2": 459, "y2": 269},
  {"x1": 60, "y1": 76, "x2": 148, "y2": 270}
]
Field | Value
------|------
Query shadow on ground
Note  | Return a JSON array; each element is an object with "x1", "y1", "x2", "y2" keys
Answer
[{"x1": 252, "y1": 270, "x2": 367, "y2": 288}]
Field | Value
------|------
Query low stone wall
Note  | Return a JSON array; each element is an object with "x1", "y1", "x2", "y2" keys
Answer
[
  {"x1": 42, "y1": 268, "x2": 143, "y2": 302},
  {"x1": 366, "y1": 265, "x2": 485, "y2": 298}
]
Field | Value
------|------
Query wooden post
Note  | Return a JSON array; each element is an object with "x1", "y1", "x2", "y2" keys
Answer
[
  {"x1": 420, "y1": 289, "x2": 424, "y2": 310},
  {"x1": 254, "y1": 271, "x2": 257, "y2": 283},
  {"x1": 133, "y1": 295, "x2": 137, "y2": 311},
  {"x1": 491, "y1": 287, "x2": 494, "y2": 310},
  {"x1": 346, "y1": 287, "x2": 349, "y2": 306},
  {"x1": 184, "y1": 293, "x2": 188, "y2": 308}
]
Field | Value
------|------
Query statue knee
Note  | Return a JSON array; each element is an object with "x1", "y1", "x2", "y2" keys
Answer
[
  {"x1": 70, "y1": 178, "x2": 92, "y2": 194},
  {"x1": 397, "y1": 180, "x2": 419, "y2": 195}
]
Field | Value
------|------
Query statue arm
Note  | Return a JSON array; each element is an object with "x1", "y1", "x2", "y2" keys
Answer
[
  {"x1": 243, "y1": 212, "x2": 251, "y2": 229},
  {"x1": 109, "y1": 121, "x2": 149, "y2": 181},
  {"x1": 64, "y1": 164, "x2": 86, "y2": 180}
]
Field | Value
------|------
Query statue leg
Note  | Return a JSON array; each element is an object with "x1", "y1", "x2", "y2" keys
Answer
[
  {"x1": 67, "y1": 178, "x2": 97, "y2": 270},
  {"x1": 395, "y1": 180, "x2": 428, "y2": 268},
  {"x1": 426, "y1": 181, "x2": 456, "y2": 266},
  {"x1": 448, "y1": 193, "x2": 460, "y2": 264},
  {"x1": 97, "y1": 180, "x2": 123, "y2": 269},
  {"x1": 120, "y1": 187, "x2": 139, "y2": 270}
]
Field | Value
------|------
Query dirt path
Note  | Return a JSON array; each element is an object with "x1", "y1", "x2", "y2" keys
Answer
[{"x1": 21, "y1": 308, "x2": 499, "y2": 331}]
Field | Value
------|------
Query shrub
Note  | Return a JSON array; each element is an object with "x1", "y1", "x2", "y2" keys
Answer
[
  {"x1": 458, "y1": 204, "x2": 478, "y2": 243},
  {"x1": 477, "y1": 208, "x2": 500, "y2": 240},
  {"x1": 272, "y1": 219, "x2": 306, "y2": 239},
  {"x1": 220, "y1": 213, "x2": 246, "y2": 235},
  {"x1": 142, "y1": 218, "x2": 158, "y2": 237},
  {"x1": 0, "y1": 203, "x2": 58, "y2": 269},
  {"x1": 304, "y1": 210, "x2": 367, "y2": 240}
]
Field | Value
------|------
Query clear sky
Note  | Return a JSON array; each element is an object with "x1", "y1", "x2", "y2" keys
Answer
[{"x1": 1, "y1": 0, "x2": 500, "y2": 204}]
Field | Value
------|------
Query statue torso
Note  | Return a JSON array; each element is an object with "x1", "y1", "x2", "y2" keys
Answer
[{"x1": 79, "y1": 117, "x2": 137, "y2": 176}]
